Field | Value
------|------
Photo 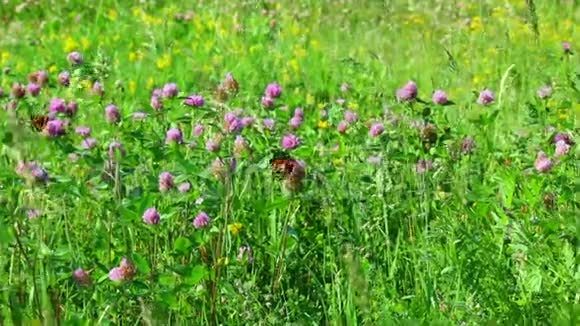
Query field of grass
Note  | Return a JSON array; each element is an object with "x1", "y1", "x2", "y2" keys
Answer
[{"x1": 0, "y1": 0, "x2": 578, "y2": 324}]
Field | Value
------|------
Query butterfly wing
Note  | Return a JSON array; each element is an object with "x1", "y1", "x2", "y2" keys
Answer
[{"x1": 30, "y1": 115, "x2": 49, "y2": 131}]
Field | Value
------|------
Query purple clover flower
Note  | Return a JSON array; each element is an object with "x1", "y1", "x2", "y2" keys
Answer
[
  {"x1": 178, "y1": 182, "x2": 191, "y2": 193},
  {"x1": 45, "y1": 119, "x2": 66, "y2": 137},
  {"x1": 92, "y1": 81, "x2": 104, "y2": 96},
  {"x1": 265, "y1": 82, "x2": 282, "y2": 98},
  {"x1": 477, "y1": 89, "x2": 495, "y2": 105},
  {"x1": 369, "y1": 122, "x2": 384, "y2": 138},
  {"x1": 143, "y1": 207, "x2": 161, "y2": 225},
  {"x1": 11, "y1": 83, "x2": 25, "y2": 98},
  {"x1": 241, "y1": 116, "x2": 255, "y2": 128},
  {"x1": 261, "y1": 96, "x2": 274, "y2": 108},
  {"x1": 289, "y1": 116, "x2": 303, "y2": 129},
  {"x1": 293, "y1": 107, "x2": 304, "y2": 119},
  {"x1": 184, "y1": 94, "x2": 204, "y2": 107},
  {"x1": 58, "y1": 71, "x2": 70, "y2": 87},
  {"x1": 162, "y1": 82, "x2": 179, "y2": 98},
  {"x1": 193, "y1": 212, "x2": 210, "y2": 229},
  {"x1": 67, "y1": 51, "x2": 83, "y2": 65},
  {"x1": 537, "y1": 85, "x2": 553, "y2": 99},
  {"x1": 150, "y1": 95, "x2": 163, "y2": 111},
  {"x1": 344, "y1": 110, "x2": 358, "y2": 123},
  {"x1": 281, "y1": 133, "x2": 301, "y2": 150},
  {"x1": 49, "y1": 98, "x2": 66, "y2": 114},
  {"x1": 396, "y1": 81, "x2": 418, "y2": 102},
  {"x1": 206, "y1": 139, "x2": 221, "y2": 152},
  {"x1": 72, "y1": 268, "x2": 91, "y2": 286},
  {"x1": 562, "y1": 41, "x2": 572, "y2": 54},
  {"x1": 132, "y1": 112, "x2": 147, "y2": 121},
  {"x1": 554, "y1": 140, "x2": 570, "y2": 157},
  {"x1": 416, "y1": 159, "x2": 433, "y2": 174},
  {"x1": 553, "y1": 132, "x2": 574, "y2": 145},
  {"x1": 108, "y1": 141, "x2": 126, "y2": 158},
  {"x1": 461, "y1": 137, "x2": 475, "y2": 154},
  {"x1": 27, "y1": 83, "x2": 41, "y2": 97},
  {"x1": 193, "y1": 124, "x2": 205, "y2": 137},
  {"x1": 158, "y1": 172, "x2": 175, "y2": 192},
  {"x1": 81, "y1": 138, "x2": 98, "y2": 150},
  {"x1": 534, "y1": 151, "x2": 552, "y2": 173},
  {"x1": 66, "y1": 101, "x2": 78, "y2": 116},
  {"x1": 337, "y1": 121, "x2": 349, "y2": 134},
  {"x1": 432, "y1": 90, "x2": 448, "y2": 104},
  {"x1": 105, "y1": 104, "x2": 120, "y2": 123},
  {"x1": 263, "y1": 118, "x2": 275, "y2": 130},
  {"x1": 165, "y1": 128, "x2": 183, "y2": 144}
]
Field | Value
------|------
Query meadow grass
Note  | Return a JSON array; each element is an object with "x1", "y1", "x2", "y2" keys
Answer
[{"x1": 0, "y1": 0, "x2": 578, "y2": 324}]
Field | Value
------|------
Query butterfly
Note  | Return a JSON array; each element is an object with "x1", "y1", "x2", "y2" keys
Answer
[
  {"x1": 270, "y1": 153, "x2": 305, "y2": 179},
  {"x1": 29, "y1": 115, "x2": 50, "y2": 131}
]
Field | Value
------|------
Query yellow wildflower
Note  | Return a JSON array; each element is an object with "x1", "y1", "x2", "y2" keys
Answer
[
  {"x1": 1, "y1": 51, "x2": 10, "y2": 64},
  {"x1": 294, "y1": 47, "x2": 307, "y2": 59},
  {"x1": 217, "y1": 27, "x2": 228, "y2": 39},
  {"x1": 310, "y1": 39, "x2": 320, "y2": 49},
  {"x1": 306, "y1": 94, "x2": 315, "y2": 106},
  {"x1": 15, "y1": 60, "x2": 26, "y2": 73},
  {"x1": 491, "y1": 7, "x2": 507, "y2": 19},
  {"x1": 228, "y1": 223, "x2": 243, "y2": 236},
  {"x1": 81, "y1": 37, "x2": 90, "y2": 50},
  {"x1": 204, "y1": 40, "x2": 214, "y2": 52},
  {"x1": 194, "y1": 19, "x2": 204, "y2": 33},
  {"x1": 282, "y1": 71, "x2": 290, "y2": 84},
  {"x1": 206, "y1": 18, "x2": 215, "y2": 30},
  {"x1": 410, "y1": 14, "x2": 425, "y2": 25},
  {"x1": 156, "y1": 53, "x2": 171, "y2": 69},
  {"x1": 348, "y1": 101, "x2": 359, "y2": 110},
  {"x1": 63, "y1": 37, "x2": 78, "y2": 53},
  {"x1": 512, "y1": 0, "x2": 526, "y2": 9},
  {"x1": 289, "y1": 59, "x2": 299, "y2": 73},
  {"x1": 128, "y1": 80, "x2": 136, "y2": 94},
  {"x1": 469, "y1": 16, "x2": 483, "y2": 32},
  {"x1": 146, "y1": 77, "x2": 155, "y2": 89},
  {"x1": 48, "y1": 64, "x2": 57, "y2": 73},
  {"x1": 107, "y1": 9, "x2": 118, "y2": 21},
  {"x1": 128, "y1": 51, "x2": 137, "y2": 62},
  {"x1": 333, "y1": 158, "x2": 344, "y2": 166},
  {"x1": 317, "y1": 120, "x2": 329, "y2": 129},
  {"x1": 290, "y1": 24, "x2": 300, "y2": 36},
  {"x1": 81, "y1": 79, "x2": 92, "y2": 89},
  {"x1": 131, "y1": 7, "x2": 143, "y2": 17},
  {"x1": 486, "y1": 47, "x2": 498, "y2": 57},
  {"x1": 143, "y1": 14, "x2": 162, "y2": 26}
]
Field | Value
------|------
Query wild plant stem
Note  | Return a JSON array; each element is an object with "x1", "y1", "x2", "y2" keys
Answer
[
  {"x1": 12, "y1": 223, "x2": 43, "y2": 322},
  {"x1": 209, "y1": 171, "x2": 234, "y2": 324},
  {"x1": 272, "y1": 201, "x2": 300, "y2": 293}
]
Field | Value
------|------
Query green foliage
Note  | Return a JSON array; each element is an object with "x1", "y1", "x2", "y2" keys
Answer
[{"x1": 0, "y1": 0, "x2": 578, "y2": 324}]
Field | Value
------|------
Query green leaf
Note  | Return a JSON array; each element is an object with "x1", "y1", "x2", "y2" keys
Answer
[
  {"x1": 158, "y1": 291, "x2": 178, "y2": 309},
  {"x1": 0, "y1": 223, "x2": 13, "y2": 244},
  {"x1": 159, "y1": 274, "x2": 177, "y2": 287},
  {"x1": 132, "y1": 253, "x2": 151, "y2": 274},
  {"x1": 188, "y1": 265, "x2": 208, "y2": 285},
  {"x1": 524, "y1": 267, "x2": 542, "y2": 293},
  {"x1": 174, "y1": 237, "x2": 192, "y2": 254}
]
